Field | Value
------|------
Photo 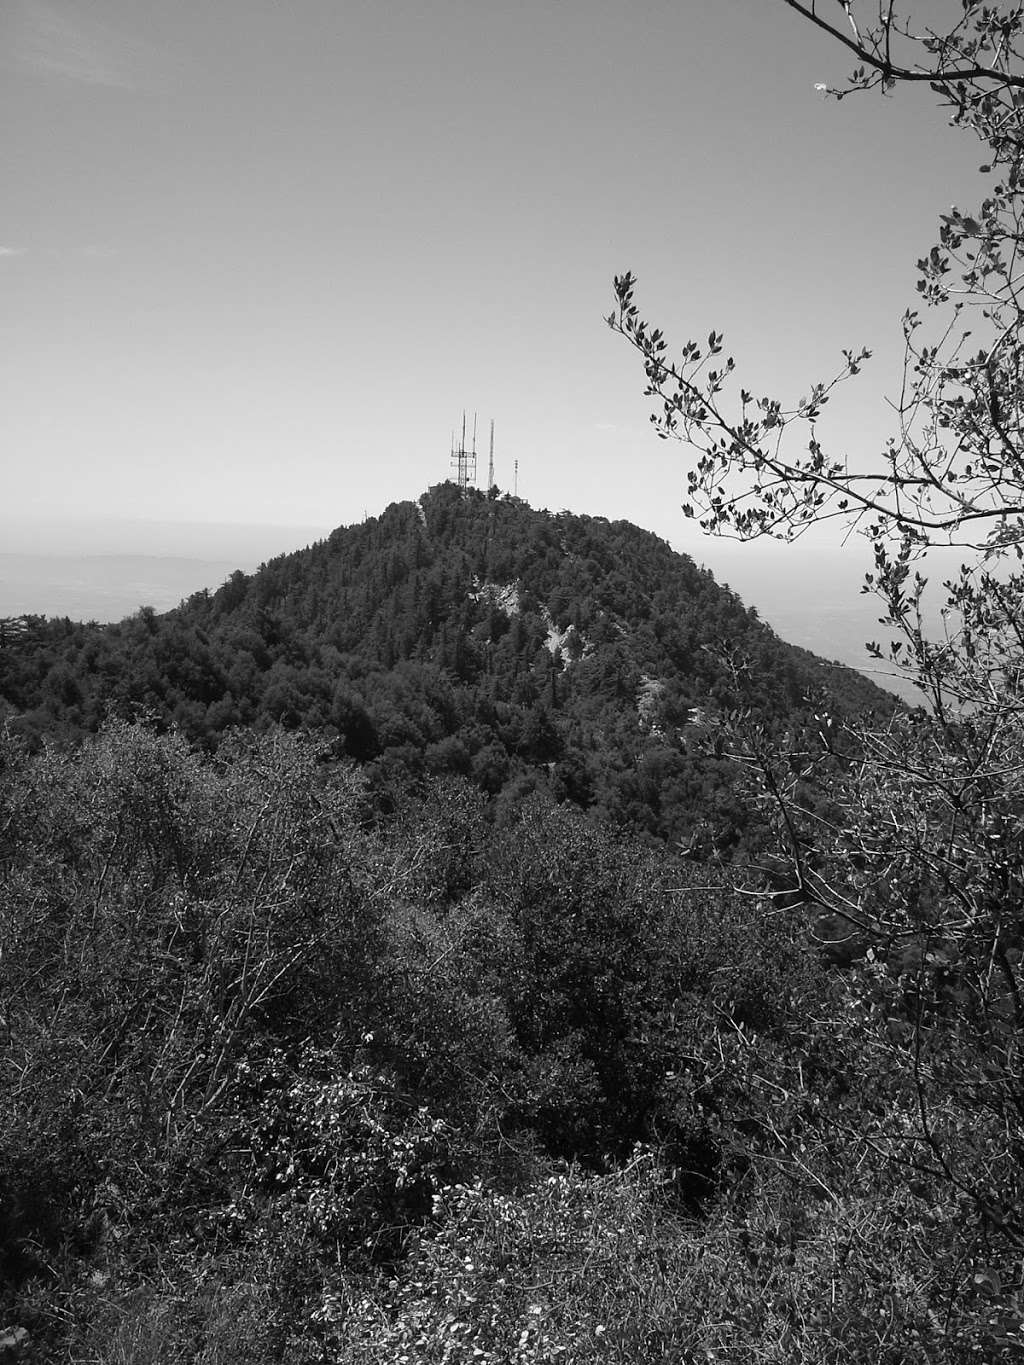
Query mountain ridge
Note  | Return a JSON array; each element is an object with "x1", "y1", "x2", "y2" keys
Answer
[{"x1": 0, "y1": 483, "x2": 896, "y2": 853}]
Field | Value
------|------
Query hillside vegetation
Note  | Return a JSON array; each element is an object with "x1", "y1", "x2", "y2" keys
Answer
[
  {"x1": 2, "y1": 483, "x2": 1018, "y2": 1362},
  {"x1": 0, "y1": 484, "x2": 889, "y2": 857},
  {"x1": 8, "y1": 0, "x2": 1024, "y2": 1353},
  {"x1": 3, "y1": 719, "x2": 1009, "y2": 1363}
]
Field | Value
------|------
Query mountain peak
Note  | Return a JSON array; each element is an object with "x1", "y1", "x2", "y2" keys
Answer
[{"x1": 0, "y1": 485, "x2": 894, "y2": 853}]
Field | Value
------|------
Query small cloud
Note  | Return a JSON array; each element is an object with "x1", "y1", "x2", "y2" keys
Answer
[
  {"x1": 594, "y1": 421, "x2": 617, "y2": 432},
  {"x1": 0, "y1": 247, "x2": 27, "y2": 258}
]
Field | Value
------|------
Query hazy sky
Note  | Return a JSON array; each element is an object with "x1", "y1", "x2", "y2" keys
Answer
[{"x1": 2, "y1": 0, "x2": 981, "y2": 572}]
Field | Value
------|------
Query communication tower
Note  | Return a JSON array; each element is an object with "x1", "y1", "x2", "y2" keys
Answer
[
  {"x1": 450, "y1": 411, "x2": 478, "y2": 490},
  {"x1": 488, "y1": 420, "x2": 495, "y2": 490}
]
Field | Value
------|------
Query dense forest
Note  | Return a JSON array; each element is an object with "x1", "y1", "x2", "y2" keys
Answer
[
  {"x1": 1, "y1": 721, "x2": 843, "y2": 1362},
  {"x1": 0, "y1": 484, "x2": 889, "y2": 858},
  {"x1": 2, "y1": 479, "x2": 1019, "y2": 1361}
]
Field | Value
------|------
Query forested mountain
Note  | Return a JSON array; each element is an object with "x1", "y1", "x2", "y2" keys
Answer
[
  {"x1": 0, "y1": 482, "x2": 891, "y2": 854},
  {"x1": 2, "y1": 483, "x2": 1017, "y2": 1362},
  {"x1": 9, "y1": 0, "x2": 1024, "y2": 1351}
]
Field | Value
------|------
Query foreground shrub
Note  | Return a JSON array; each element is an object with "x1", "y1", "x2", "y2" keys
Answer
[{"x1": 303, "y1": 1152, "x2": 1013, "y2": 1364}]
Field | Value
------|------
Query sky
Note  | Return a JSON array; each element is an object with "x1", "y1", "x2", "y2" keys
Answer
[{"x1": 1, "y1": 0, "x2": 983, "y2": 606}]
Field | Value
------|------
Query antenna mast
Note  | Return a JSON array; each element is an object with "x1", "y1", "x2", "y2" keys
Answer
[
  {"x1": 514, "y1": 458, "x2": 519, "y2": 498},
  {"x1": 449, "y1": 410, "x2": 478, "y2": 490},
  {"x1": 488, "y1": 420, "x2": 495, "y2": 489}
]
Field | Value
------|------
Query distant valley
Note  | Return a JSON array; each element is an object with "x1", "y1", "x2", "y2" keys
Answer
[{"x1": 0, "y1": 554, "x2": 242, "y2": 622}]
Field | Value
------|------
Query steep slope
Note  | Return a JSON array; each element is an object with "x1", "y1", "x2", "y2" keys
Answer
[{"x1": 0, "y1": 483, "x2": 894, "y2": 851}]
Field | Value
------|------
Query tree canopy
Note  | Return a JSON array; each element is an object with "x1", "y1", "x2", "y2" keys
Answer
[{"x1": 0, "y1": 484, "x2": 889, "y2": 855}]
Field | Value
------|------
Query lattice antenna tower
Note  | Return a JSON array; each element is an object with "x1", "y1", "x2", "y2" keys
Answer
[
  {"x1": 450, "y1": 410, "x2": 478, "y2": 490},
  {"x1": 487, "y1": 420, "x2": 494, "y2": 490}
]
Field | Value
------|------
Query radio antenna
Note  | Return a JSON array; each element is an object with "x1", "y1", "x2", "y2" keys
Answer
[{"x1": 449, "y1": 409, "x2": 477, "y2": 490}]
